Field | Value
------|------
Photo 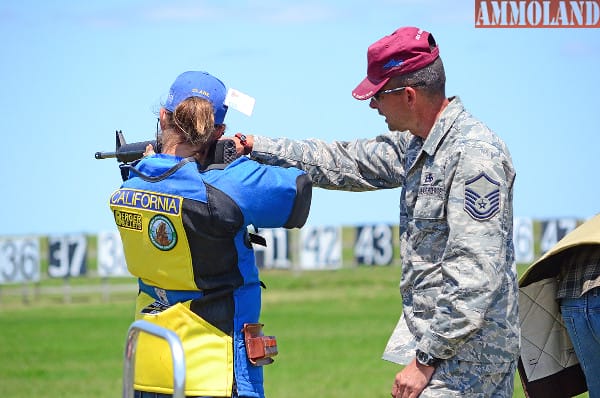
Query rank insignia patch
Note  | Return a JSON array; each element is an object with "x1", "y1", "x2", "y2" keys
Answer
[{"x1": 464, "y1": 172, "x2": 500, "y2": 221}]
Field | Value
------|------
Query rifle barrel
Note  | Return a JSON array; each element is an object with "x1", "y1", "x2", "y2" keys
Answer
[
  {"x1": 95, "y1": 151, "x2": 117, "y2": 159},
  {"x1": 94, "y1": 140, "x2": 156, "y2": 162}
]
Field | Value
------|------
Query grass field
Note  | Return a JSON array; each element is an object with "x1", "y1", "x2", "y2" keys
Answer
[{"x1": 0, "y1": 265, "x2": 589, "y2": 397}]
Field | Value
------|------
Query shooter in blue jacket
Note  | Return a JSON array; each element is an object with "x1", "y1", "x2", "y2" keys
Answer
[{"x1": 110, "y1": 70, "x2": 312, "y2": 398}]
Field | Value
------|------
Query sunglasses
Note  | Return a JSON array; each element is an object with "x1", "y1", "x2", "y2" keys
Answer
[{"x1": 372, "y1": 82, "x2": 426, "y2": 102}]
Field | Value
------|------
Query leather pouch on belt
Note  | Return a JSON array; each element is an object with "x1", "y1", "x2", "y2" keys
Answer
[{"x1": 242, "y1": 323, "x2": 278, "y2": 366}]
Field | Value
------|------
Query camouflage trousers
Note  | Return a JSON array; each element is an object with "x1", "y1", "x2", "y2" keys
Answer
[{"x1": 420, "y1": 359, "x2": 516, "y2": 397}]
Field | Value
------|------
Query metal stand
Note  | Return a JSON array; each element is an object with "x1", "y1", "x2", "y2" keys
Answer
[{"x1": 122, "y1": 320, "x2": 186, "y2": 398}]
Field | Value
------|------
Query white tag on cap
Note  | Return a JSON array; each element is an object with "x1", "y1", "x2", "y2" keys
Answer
[{"x1": 224, "y1": 88, "x2": 255, "y2": 117}]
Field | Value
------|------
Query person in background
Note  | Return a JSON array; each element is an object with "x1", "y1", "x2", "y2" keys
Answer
[
  {"x1": 556, "y1": 238, "x2": 600, "y2": 396},
  {"x1": 229, "y1": 26, "x2": 519, "y2": 397},
  {"x1": 110, "y1": 70, "x2": 312, "y2": 398},
  {"x1": 519, "y1": 214, "x2": 600, "y2": 398}
]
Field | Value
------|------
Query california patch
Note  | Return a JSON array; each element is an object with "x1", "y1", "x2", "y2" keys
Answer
[
  {"x1": 464, "y1": 172, "x2": 500, "y2": 221},
  {"x1": 148, "y1": 215, "x2": 177, "y2": 250}
]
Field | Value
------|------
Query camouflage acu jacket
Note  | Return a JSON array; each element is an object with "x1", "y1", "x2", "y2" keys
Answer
[{"x1": 251, "y1": 96, "x2": 520, "y2": 364}]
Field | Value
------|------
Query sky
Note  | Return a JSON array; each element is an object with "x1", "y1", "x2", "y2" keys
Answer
[{"x1": 1, "y1": 0, "x2": 599, "y2": 236}]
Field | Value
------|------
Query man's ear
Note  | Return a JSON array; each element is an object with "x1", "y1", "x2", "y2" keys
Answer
[{"x1": 405, "y1": 87, "x2": 418, "y2": 108}]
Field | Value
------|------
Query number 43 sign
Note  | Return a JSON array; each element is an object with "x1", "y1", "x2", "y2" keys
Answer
[{"x1": 354, "y1": 224, "x2": 394, "y2": 266}]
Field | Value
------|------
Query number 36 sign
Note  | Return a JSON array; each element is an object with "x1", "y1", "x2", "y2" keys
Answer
[{"x1": 0, "y1": 237, "x2": 41, "y2": 284}]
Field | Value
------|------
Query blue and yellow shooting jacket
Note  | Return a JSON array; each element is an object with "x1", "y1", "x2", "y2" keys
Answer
[{"x1": 110, "y1": 153, "x2": 311, "y2": 397}]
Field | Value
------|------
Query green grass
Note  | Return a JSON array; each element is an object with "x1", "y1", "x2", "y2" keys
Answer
[
  {"x1": 0, "y1": 300, "x2": 132, "y2": 396},
  {"x1": 261, "y1": 268, "x2": 402, "y2": 397},
  {"x1": 0, "y1": 266, "x2": 588, "y2": 397}
]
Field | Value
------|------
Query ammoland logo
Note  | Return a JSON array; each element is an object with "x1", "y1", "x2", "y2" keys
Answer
[{"x1": 475, "y1": 0, "x2": 600, "y2": 27}]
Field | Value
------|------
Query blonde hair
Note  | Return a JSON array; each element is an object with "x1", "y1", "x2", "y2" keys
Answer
[{"x1": 163, "y1": 96, "x2": 217, "y2": 146}]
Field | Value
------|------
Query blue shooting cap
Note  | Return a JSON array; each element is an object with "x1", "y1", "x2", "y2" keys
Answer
[{"x1": 164, "y1": 71, "x2": 228, "y2": 124}]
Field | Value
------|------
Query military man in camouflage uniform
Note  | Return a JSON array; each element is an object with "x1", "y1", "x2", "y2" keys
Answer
[{"x1": 231, "y1": 26, "x2": 519, "y2": 397}]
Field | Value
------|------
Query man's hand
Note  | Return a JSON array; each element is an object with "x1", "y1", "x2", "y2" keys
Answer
[
  {"x1": 391, "y1": 358, "x2": 435, "y2": 398},
  {"x1": 231, "y1": 133, "x2": 254, "y2": 156}
]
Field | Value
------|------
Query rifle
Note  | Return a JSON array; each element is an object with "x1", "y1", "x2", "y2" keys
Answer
[
  {"x1": 96, "y1": 130, "x2": 265, "y2": 245},
  {"x1": 95, "y1": 130, "x2": 157, "y2": 163},
  {"x1": 96, "y1": 130, "x2": 239, "y2": 181},
  {"x1": 96, "y1": 130, "x2": 238, "y2": 164}
]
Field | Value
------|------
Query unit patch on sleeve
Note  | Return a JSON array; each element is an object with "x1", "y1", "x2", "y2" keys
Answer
[{"x1": 464, "y1": 172, "x2": 500, "y2": 221}]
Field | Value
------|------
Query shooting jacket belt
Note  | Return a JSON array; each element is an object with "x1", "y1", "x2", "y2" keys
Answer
[{"x1": 138, "y1": 278, "x2": 204, "y2": 306}]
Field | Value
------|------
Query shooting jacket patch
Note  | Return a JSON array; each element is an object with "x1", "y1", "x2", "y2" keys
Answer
[
  {"x1": 110, "y1": 188, "x2": 181, "y2": 215},
  {"x1": 464, "y1": 172, "x2": 500, "y2": 221},
  {"x1": 148, "y1": 215, "x2": 177, "y2": 250},
  {"x1": 113, "y1": 209, "x2": 143, "y2": 231}
]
